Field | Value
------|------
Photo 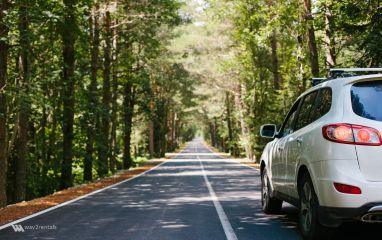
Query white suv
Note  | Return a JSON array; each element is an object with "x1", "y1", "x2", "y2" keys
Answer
[{"x1": 259, "y1": 70, "x2": 382, "y2": 239}]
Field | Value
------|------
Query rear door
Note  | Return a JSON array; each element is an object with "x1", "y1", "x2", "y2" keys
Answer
[
  {"x1": 271, "y1": 99, "x2": 300, "y2": 193},
  {"x1": 285, "y1": 88, "x2": 332, "y2": 197},
  {"x1": 284, "y1": 90, "x2": 318, "y2": 195},
  {"x1": 349, "y1": 80, "x2": 382, "y2": 182}
]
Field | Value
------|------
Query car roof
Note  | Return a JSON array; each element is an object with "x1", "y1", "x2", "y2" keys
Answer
[{"x1": 300, "y1": 74, "x2": 382, "y2": 98}]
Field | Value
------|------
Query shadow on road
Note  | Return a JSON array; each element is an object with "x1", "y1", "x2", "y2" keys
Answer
[
  {"x1": 334, "y1": 221, "x2": 382, "y2": 239},
  {"x1": 277, "y1": 203, "x2": 382, "y2": 240}
]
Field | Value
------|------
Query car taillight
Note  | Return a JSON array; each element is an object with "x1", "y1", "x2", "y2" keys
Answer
[
  {"x1": 323, "y1": 124, "x2": 382, "y2": 146},
  {"x1": 333, "y1": 183, "x2": 362, "y2": 194}
]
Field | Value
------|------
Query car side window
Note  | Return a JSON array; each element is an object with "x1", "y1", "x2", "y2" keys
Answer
[
  {"x1": 279, "y1": 100, "x2": 300, "y2": 137},
  {"x1": 310, "y1": 88, "x2": 332, "y2": 122},
  {"x1": 295, "y1": 91, "x2": 318, "y2": 131}
]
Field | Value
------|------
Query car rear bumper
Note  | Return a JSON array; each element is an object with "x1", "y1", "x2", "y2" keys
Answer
[
  {"x1": 318, "y1": 203, "x2": 382, "y2": 227},
  {"x1": 310, "y1": 160, "x2": 382, "y2": 226},
  {"x1": 310, "y1": 160, "x2": 382, "y2": 208}
]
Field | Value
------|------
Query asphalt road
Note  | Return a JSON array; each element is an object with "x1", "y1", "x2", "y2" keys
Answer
[{"x1": 0, "y1": 139, "x2": 380, "y2": 240}]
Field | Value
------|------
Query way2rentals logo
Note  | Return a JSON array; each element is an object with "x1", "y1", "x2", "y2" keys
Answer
[
  {"x1": 11, "y1": 225, "x2": 24, "y2": 232},
  {"x1": 11, "y1": 224, "x2": 57, "y2": 232}
]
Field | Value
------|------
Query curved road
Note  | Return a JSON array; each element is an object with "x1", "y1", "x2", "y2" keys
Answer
[{"x1": 0, "y1": 139, "x2": 380, "y2": 239}]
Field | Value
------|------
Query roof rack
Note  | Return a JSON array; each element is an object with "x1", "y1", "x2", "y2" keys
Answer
[
  {"x1": 312, "y1": 78, "x2": 327, "y2": 86},
  {"x1": 329, "y1": 68, "x2": 382, "y2": 79},
  {"x1": 312, "y1": 68, "x2": 382, "y2": 86}
]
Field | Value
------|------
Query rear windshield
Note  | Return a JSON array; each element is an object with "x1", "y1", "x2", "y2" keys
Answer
[{"x1": 351, "y1": 81, "x2": 382, "y2": 121}]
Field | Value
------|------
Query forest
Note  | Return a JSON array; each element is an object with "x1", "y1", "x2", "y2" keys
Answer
[{"x1": 0, "y1": 0, "x2": 381, "y2": 208}]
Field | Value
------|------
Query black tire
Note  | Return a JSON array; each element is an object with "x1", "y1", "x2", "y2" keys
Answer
[
  {"x1": 298, "y1": 173, "x2": 334, "y2": 240},
  {"x1": 261, "y1": 168, "x2": 283, "y2": 214}
]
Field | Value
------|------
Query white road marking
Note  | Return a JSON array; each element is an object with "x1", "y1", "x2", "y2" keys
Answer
[
  {"x1": 0, "y1": 152, "x2": 180, "y2": 231},
  {"x1": 198, "y1": 155, "x2": 238, "y2": 240}
]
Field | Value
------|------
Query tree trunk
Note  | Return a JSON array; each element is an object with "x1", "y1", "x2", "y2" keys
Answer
[
  {"x1": 159, "y1": 106, "x2": 168, "y2": 156},
  {"x1": 149, "y1": 100, "x2": 155, "y2": 158},
  {"x1": 225, "y1": 92, "x2": 237, "y2": 155},
  {"x1": 213, "y1": 117, "x2": 219, "y2": 148},
  {"x1": 150, "y1": 87, "x2": 168, "y2": 158},
  {"x1": 170, "y1": 111, "x2": 177, "y2": 151},
  {"x1": 40, "y1": 97, "x2": 48, "y2": 195},
  {"x1": 84, "y1": 3, "x2": 100, "y2": 182},
  {"x1": 60, "y1": 0, "x2": 77, "y2": 189},
  {"x1": 235, "y1": 84, "x2": 254, "y2": 161},
  {"x1": 303, "y1": 0, "x2": 320, "y2": 77},
  {"x1": 297, "y1": 34, "x2": 308, "y2": 92},
  {"x1": 324, "y1": 2, "x2": 336, "y2": 69},
  {"x1": 98, "y1": 7, "x2": 112, "y2": 177},
  {"x1": 47, "y1": 86, "x2": 59, "y2": 180},
  {"x1": 15, "y1": 1, "x2": 30, "y2": 202},
  {"x1": 270, "y1": 31, "x2": 280, "y2": 90},
  {"x1": 123, "y1": 83, "x2": 135, "y2": 169},
  {"x1": 0, "y1": 0, "x2": 9, "y2": 207},
  {"x1": 209, "y1": 121, "x2": 216, "y2": 147},
  {"x1": 46, "y1": 30, "x2": 60, "y2": 182},
  {"x1": 110, "y1": 19, "x2": 119, "y2": 174}
]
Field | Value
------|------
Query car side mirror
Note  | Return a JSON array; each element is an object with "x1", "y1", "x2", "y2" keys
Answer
[{"x1": 260, "y1": 124, "x2": 277, "y2": 139}]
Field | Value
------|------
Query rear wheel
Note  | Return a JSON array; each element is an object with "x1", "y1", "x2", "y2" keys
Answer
[
  {"x1": 261, "y1": 169, "x2": 282, "y2": 214},
  {"x1": 298, "y1": 173, "x2": 334, "y2": 240}
]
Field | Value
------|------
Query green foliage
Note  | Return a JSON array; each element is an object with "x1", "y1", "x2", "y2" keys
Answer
[
  {"x1": 1, "y1": 0, "x2": 197, "y2": 204},
  {"x1": 332, "y1": 1, "x2": 382, "y2": 66},
  {"x1": 172, "y1": 0, "x2": 382, "y2": 161}
]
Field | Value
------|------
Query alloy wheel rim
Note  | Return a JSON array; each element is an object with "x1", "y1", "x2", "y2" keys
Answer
[
  {"x1": 301, "y1": 182, "x2": 313, "y2": 232},
  {"x1": 262, "y1": 174, "x2": 268, "y2": 206}
]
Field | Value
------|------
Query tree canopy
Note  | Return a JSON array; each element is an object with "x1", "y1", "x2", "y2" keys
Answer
[{"x1": 171, "y1": 0, "x2": 382, "y2": 161}]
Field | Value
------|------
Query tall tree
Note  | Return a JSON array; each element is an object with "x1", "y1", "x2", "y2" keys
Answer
[
  {"x1": 148, "y1": 101, "x2": 155, "y2": 158},
  {"x1": 84, "y1": 3, "x2": 100, "y2": 182},
  {"x1": 225, "y1": 92, "x2": 238, "y2": 156},
  {"x1": 303, "y1": 0, "x2": 320, "y2": 76},
  {"x1": 98, "y1": 4, "x2": 112, "y2": 177},
  {"x1": 15, "y1": 0, "x2": 31, "y2": 202},
  {"x1": 61, "y1": 0, "x2": 77, "y2": 189},
  {"x1": 109, "y1": 18, "x2": 119, "y2": 173},
  {"x1": 123, "y1": 82, "x2": 135, "y2": 169},
  {"x1": 235, "y1": 84, "x2": 254, "y2": 161},
  {"x1": 323, "y1": 1, "x2": 336, "y2": 69},
  {"x1": 270, "y1": 31, "x2": 280, "y2": 90},
  {"x1": 0, "y1": 0, "x2": 9, "y2": 207}
]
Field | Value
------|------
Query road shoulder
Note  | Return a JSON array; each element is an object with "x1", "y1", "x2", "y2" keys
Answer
[{"x1": 202, "y1": 142, "x2": 260, "y2": 170}]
